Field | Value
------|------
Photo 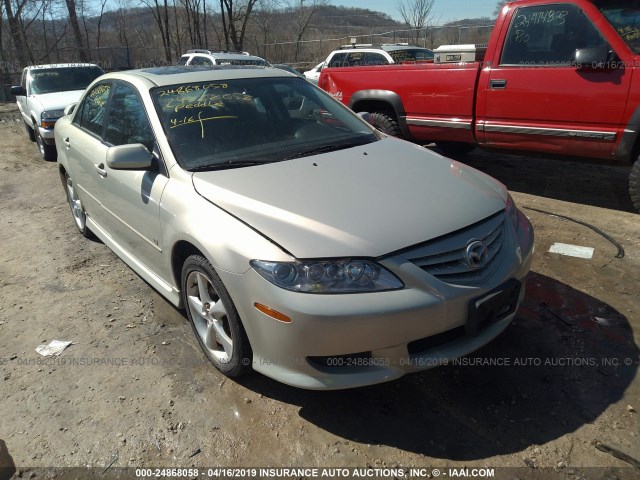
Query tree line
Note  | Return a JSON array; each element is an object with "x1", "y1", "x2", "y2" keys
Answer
[{"x1": 1, "y1": 0, "x2": 495, "y2": 82}]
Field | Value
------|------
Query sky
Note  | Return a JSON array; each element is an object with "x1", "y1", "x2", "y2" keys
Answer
[{"x1": 327, "y1": 0, "x2": 498, "y2": 24}]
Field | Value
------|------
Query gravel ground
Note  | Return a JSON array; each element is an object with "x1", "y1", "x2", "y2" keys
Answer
[{"x1": 0, "y1": 102, "x2": 639, "y2": 480}]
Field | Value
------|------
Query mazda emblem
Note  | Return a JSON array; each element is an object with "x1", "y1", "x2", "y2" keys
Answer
[{"x1": 466, "y1": 240, "x2": 489, "y2": 270}]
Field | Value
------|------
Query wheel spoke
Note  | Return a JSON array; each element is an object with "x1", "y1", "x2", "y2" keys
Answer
[
  {"x1": 211, "y1": 320, "x2": 233, "y2": 357},
  {"x1": 208, "y1": 298, "x2": 227, "y2": 321},
  {"x1": 187, "y1": 294, "x2": 203, "y2": 313},
  {"x1": 195, "y1": 272, "x2": 213, "y2": 304},
  {"x1": 203, "y1": 321, "x2": 217, "y2": 350}
]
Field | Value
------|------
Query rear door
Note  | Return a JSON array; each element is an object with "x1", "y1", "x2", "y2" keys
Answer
[
  {"x1": 478, "y1": 2, "x2": 631, "y2": 158},
  {"x1": 66, "y1": 82, "x2": 113, "y2": 225}
]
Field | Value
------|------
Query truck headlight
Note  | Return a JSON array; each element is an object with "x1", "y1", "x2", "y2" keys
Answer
[
  {"x1": 250, "y1": 259, "x2": 404, "y2": 293},
  {"x1": 41, "y1": 110, "x2": 65, "y2": 128}
]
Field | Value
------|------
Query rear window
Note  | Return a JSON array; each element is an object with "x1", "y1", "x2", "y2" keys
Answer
[{"x1": 387, "y1": 48, "x2": 434, "y2": 62}]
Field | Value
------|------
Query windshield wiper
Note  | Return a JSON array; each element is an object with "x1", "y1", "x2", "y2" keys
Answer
[
  {"x1": 189, "y1": 160, "x2": 275, "y2": 172},
  {"x1": 285, "y1": 142, "x2": 365, "y2": 160}
]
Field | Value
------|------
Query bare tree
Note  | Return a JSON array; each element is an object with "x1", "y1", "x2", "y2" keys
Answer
[
  {"x1": 96, "y1": 0, "x2": 109, "y2": 62},
  {"x1": 141, "y1": 0, "x2": 174, "y2": 62},
  {"x1": 284, "y1": 0, "x2": 326, "y2": 61},
  {"x1": 220, "y1": 0, "x2": 261, "y2": 51},
  {"x1": 397, "y1": 0, "x2": 435, "y2": 45},
  {"x1": 65, "y1": 0, "x2": 89, "y2": 61},
  {"x1": 3, "y1": 0, "x2": 31, "y2": 66}
]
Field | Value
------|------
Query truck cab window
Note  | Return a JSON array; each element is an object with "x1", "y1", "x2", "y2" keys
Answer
[{"x1": 501, "y1": 4, "x2": 606, "y2": 66}]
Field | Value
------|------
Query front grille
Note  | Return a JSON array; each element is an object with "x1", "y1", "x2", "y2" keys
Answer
[{"x1": 404, "y1": 212, "x2": 506, "y2": 286}]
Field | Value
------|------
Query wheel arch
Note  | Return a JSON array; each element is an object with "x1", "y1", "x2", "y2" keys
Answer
[
  {"x1": 614, "y1": 104, "x2": 640, "y2": 164},
  {"x1": 171, "y1": 240, "x2": 206, "y2": 302},
  {"x1": 349, "y1": 90, "x2": 410, "y2": 137}
]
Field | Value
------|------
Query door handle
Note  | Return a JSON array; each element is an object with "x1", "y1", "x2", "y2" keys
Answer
[
  {"x1": 95, "y1": 163, "x2": 107, "y2": 177},
  {"x1": 63, "y1": 137, "x2": 70, "y2": 148},
  {"x1": 490, "y1": 79, "x2": 507, "y2": 89}
]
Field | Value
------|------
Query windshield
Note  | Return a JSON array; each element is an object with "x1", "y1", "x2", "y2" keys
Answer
[
  {"x1": 596, "y1": 0, "x2": 640, "y2": 53},
  {"x1": 29, "y1": 66, "x2": 104, "y2": 94},
  {"x1": 387, "y1": 48, "x2": 434, "y2": 62},
  {"x1": 152, "y1": 77, "x2": 378, "y2": 171}
]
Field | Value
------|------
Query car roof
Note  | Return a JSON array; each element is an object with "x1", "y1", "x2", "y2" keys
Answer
[{"x1": 97, "y1": 65, "x2": 293, "y2": 89}]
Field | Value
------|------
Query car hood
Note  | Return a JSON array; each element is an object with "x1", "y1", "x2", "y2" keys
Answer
[
  {"x1": 192, "y1": 137, "x2": 507, "y2": 259},
  {"x1": 30, "y1": 90, "x2": 84, "y2": 111}
]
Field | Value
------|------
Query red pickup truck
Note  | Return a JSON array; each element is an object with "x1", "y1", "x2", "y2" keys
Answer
[{"x1": 319, "y1": 0, "x2": 640, "y2": 211}]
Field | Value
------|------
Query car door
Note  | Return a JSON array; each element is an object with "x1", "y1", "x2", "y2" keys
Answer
[
  {"x1": 98, "y1": 82, "x2": 169, "y2": 271},
  {"x1": 66, "y1": 82, "x2": 113, "y2": 227},
  {"x1": 17, "y1": 69, "x2": 29, "y2": 123},
  {"x1": 478, "y1": 2, "x2": 631, "y2": 159}
]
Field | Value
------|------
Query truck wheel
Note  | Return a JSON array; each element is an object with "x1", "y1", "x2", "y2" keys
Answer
[
  {"x1": 436, "y1": 141, "x2": 476, "y2": 157},
  {"x1": 36, "y1": 130, "x2": 57, "y2": 161},
  {"x1": 24, "y1": 120, "x2": 36, "y2": 142},
  {"x1": 369, "y1": 111, "x2": 402, "y2": 138},
  {"x1": 630, "y1": 157, "x2": 640, "y2": 212}
]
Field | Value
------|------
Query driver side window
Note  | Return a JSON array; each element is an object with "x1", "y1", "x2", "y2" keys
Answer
[
  {"x1": 501, "y1": 4, "x2": 606, "y2": 66},
  {"x1": 76, "y1": 83, "x2": 112, "y2": 138},
  {"x1": 105, "y1": 83, "x2": 154, "y2": 151}
]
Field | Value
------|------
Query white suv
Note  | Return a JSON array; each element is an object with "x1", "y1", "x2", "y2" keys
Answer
[
  {"x1": 304, "y1": 44, "x2": 433, "y2": 83},
  {"x1": 178, "y1": 49, "x2": 269, "y2": 67}
]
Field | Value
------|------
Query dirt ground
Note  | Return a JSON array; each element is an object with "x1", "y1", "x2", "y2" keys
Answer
[{"x1": 0, "y1": 101, "x2": 639, "y2": 480}]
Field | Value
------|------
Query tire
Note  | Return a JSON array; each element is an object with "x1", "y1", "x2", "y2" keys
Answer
[
  {"x1": 36, "y1": 129, "x2": 57, "y2": 161},
  {"x1": 436, "y1": 141, "x2": 476, "y2": 157},
  {"x1": 181, "y1": 255, "x2": 252, "y2": 378},
  {"x1": 369, "y1": 111, "x2": 402, "y2": 137},
  {"x1": 630, "y1": 157, "x2": 640, "y2": 212},
  {"x1": 24, "y1": 120, "x2": 36, "y2": 142},
  {"x1": 63, "y1": 172, "x2": 93, "y2": 239}
]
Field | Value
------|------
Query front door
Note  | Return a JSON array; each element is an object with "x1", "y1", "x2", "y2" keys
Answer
[{"x1": 478, "y1": 2, "x2": 632, "y2": 159}]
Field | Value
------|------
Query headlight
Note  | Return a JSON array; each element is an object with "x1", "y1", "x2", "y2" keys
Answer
[
  {"x1": 41, "y1": 110, "x2": 65, "y2": 128},
  {"x1": 250, "y1": 259, "x2": 404, "y2": 293},
  {"x1": 506, "y1": 194, "x2": 519, "y2": 231}
]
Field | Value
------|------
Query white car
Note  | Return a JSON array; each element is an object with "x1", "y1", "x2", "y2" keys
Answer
[
  {"x1": 56, "y1": 66, "x2": 533, "y2": 390},
  {"x1": 304, "y1": 44, "x2": 434, "y2": 84},
  {"x1": 303, "y1": 62, "x2": 325, "y2": 84},
  {"x1": 178, "y1": 49, "x2": 269, "y2": 67},
  {"x1": 11, "y1": 64, "x2": 104, "y2": 161}
]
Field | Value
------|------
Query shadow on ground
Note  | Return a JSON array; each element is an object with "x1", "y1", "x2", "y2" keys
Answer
[
  {"x1": 0, "y1": 439, "x2": 16, "y2": 480},
  {"x1": 430, "y1": 146, "x2": 636, "y2": 214},
  {"x1": 240, "y1": 272, "x2": 639, "y2": 460}
]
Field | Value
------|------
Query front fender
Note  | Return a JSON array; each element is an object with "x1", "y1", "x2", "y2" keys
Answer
[{"x1": 349, "y1": 90, "x2": 410, "y2": 137}]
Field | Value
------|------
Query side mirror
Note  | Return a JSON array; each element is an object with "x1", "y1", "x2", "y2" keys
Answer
[
  {"x1": 64, "y1": 102, "x2": 79, "y2": 116},
  {"x1": 573, "y1": 45, "x2": 616, "y2": 70},
  {"x1": 106, "y1": 144, "x2": 153, "y2": 170},
  {"x1": 10, "y1": 85, "x2": 26, "y2": 96}
]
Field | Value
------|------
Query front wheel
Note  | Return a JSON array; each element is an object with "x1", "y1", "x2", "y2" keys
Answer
[
  {"x1": 369, "y1": 111, "x2": 402, "y2": 137},
  {"x1": 36, "y1": 130, "x2": 57, "y2": 161},
  {"x1": 630, "y1": 157, "x2": 640, "y2": 212},
  {"x1": 182, "y1": 255, "x2": 252, "y2": 378}
]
